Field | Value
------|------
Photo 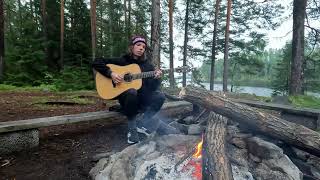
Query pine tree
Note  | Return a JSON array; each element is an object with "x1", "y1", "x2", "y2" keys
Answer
[
  {"x1": 290, "y1": 0, "x2": 307, "y2": 95},
  {"x1": 272, "y1": 43, "x2": 292, "y2": 95},
  {"x1": 0, "y1": 0, "x2": 4, "y2": 81}
]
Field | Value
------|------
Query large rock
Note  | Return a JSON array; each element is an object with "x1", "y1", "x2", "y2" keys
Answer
[{"x1": 247, "y1": 137, "x2": 303, "y2": 180}]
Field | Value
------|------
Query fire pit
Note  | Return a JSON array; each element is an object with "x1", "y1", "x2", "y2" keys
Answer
[
  {"x1": 90, "y1": 134, "x2": 203, "y2": 180},
  {"x1": 90, "y1": 86, "x2": 315, "y2": 180}
]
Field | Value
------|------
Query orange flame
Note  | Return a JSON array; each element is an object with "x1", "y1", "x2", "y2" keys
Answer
[{"x1": 193, "y1": 136, "x2": 203, "y2": 159}]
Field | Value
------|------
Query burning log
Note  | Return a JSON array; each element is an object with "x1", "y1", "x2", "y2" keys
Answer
[
  {"x1": 202, "y1": 112, "x2": 234, "y2": 180},
  {"x1": 179, "y1": 86, "x2": 320, "y2": 157}
]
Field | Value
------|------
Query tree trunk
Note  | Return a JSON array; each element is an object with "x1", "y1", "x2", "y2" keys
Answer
[
  {"x1": 150, "y1": 0, "x2": 161, "y2": 68},
  {"x1": 124, "y1": 0, "x2": 127, "y2": 39},
  {"x1": 30, "y1": 0, "x2": 34, "y2": 19},
  {"x1": 202, "y1": 112, "x2": 234, "y2": 180},
  {"x1": 108, "y1": 1, "x2": 114, "y2": 56},
  {"x1": 59, "y1": 0, "x2": 64, "y2": 70},
  {"x1": 90, "y1": 0, "x2": 97, "y2": 61},
  {"x1": 168, "y1": 0, "x2": 175, "y2": 88},
  {"x1": 0, "y1": 0, "x2": 4, "y2": 82},
  {"x1": 179, "y1": 86, "x2": 320, "y2": 157},
  {"x1": 210, "y1": 0, "x2": 221, "y2": 91},
  {"x1": 41, "y1": 0, "x2": 50, "y2": 68},
  {"x1": 223, "y1": 0, "x2": 231, "y2": 92},
  {"x1": 18, "y1": 0, "x2": 23, "y2": 33},
  {"x1": 98, "y1": 4, "x2": 104, "y2": 57},
  {"x1": 182, "y1": 0, "x2": 189, "y2": 87},
  {"x1": 290, "y1": 0, "x2": 307, "y2": 95},
  {"x1": 128, "y1": 0, "x2": 131, "y2": 38}
]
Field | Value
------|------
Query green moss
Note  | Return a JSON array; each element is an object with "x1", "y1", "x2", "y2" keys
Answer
[{"x1": 289, "y1": 95, "x2": 320, "y2": 109}]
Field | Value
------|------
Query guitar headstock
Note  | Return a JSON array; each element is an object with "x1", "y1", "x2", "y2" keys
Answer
[{"x1": 175, "y1": 66, "x2": 192, "y2": 73}]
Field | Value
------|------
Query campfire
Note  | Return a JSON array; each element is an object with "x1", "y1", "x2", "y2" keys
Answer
[
  {"x1": 174, "y1": 135, "x2": 203, "y2": 180},
  {"x1": 90, "y1": 134, "x2": 204, "y2": 180},
  {"x1": 90, "y1": 87, "x2": 320, "y2": 180}
]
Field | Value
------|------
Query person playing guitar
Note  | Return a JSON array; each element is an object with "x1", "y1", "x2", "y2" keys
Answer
[{"x1": 92, "y1": 35, "x2": 173, "y2": 144}]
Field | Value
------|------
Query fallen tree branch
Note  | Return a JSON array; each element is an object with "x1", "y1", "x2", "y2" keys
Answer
[{"x1": 179, "y1": 86, "x2": 320, "y2": 157}]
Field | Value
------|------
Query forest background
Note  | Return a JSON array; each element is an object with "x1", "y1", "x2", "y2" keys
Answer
[{"x1": 0, "y1": 0, "x2": 319, "y2": 98}]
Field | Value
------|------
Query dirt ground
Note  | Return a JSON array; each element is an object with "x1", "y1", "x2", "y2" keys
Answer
[
  {"x1": 0, "y1": 91, "x2": 115, "y2": 122},
  {"x1": 0, "y1": 91, "x2": 132, "y2": 180}
]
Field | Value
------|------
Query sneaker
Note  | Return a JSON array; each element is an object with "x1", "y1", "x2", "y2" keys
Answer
[
  {"x1": 137, "y1": 126, "x2": 152, "y2": 136},
  {"x1": 127, "y1": 129, "x2": 140, "y2": 144}
]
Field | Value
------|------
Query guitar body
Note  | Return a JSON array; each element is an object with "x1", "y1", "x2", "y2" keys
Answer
[{"x1": 95, "y1": 64, "x2": 142, "y2": 100}]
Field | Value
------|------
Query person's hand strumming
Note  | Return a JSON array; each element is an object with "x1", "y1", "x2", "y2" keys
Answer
[
  {"x1": 154, "y1": 69, "x2": 162, "y2": 79},
  {"x1": 111, "y1": 72, "x2": 123, "y2": 84}
]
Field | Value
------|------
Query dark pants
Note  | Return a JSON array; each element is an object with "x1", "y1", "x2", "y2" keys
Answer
[{"x1": 117, "y1": 89, "x2": 165, "y2": 121}]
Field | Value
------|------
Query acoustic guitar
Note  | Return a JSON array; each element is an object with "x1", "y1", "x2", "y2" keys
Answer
[{"x1": 95, "y1": 64, "x2": 189, "y2": 99}]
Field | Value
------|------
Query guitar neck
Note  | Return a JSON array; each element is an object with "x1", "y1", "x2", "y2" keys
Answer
[{"x1": 132, "y1": 68, "x2": 176, "y2": 80}]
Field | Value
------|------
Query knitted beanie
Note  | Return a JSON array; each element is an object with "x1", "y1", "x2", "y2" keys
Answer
[{"x1": 131, "y1": 35, "x2": 147, "y2": 46}]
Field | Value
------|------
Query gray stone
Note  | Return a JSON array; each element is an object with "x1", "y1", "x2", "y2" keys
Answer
[
  {"x1": 90, "y1": 135, "x2": 199, "y2": 180},
  {"x1": 227, "y1": 125, "x2": 241, "y2": 139},
  {"x1": 249, "y1": 153, "x2": 262, "y2": 163},
  {"x1": 168, "y1": 121, "x2": 188, "y2": 134},
  {"x1": 180, "y1": 116, "x2": 195, "y2": 125},
  {"x1": 92, "y1": 152, "x2": 114, "y2": 162},
  {"x1": 89, "y1": 158, "x2": 110, "y2": 179},
  {"x1": 293, "y1": 147, "x2": 320, "y2": 170},
  {"x1": 247, "y1": 137, "x2": 283, "y2": 159},
  {"x1": 232, "y1": 165, "x2": 254, "y2": 180},
  {"x1": 187, "y1": 124, "x2": 204, "y2": 135},
  {"x1": 0, "y1": 129, "x2": 39, "y2": 155},
  {"x1": 310, "y1": 166, "x2": 320, "y2": 179},
  {"x1": 292, "y1": 147, "x2": 309, "y2": 161},
  {"x1": 228, "y1": 144, "x2": 250, "y2": 167},
  {"x1": 247, "y1": 137, "x2": 303, "y2": 180},
  {"x1": 230, "y1": 137, "x2": 247, "y2": 149}
]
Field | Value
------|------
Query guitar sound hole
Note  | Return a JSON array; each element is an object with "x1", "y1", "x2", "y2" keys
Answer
[{"x1": 123, "y1": 73, "x2": 133, "y2": 82}]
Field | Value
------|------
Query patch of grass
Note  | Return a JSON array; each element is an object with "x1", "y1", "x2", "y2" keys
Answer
[
  {"x1": 289, "y1": 95, "x2": 320, "y2": 109},
  {"x1": 0, "y1": 84, "x2": 58, "y2": 92},
  {"x1": 31, "y1": 95, "x2": 95, "y2": 105},
  {"x1": 33, "y1": 103, "x2": 61, "y2": 110},
  {"x1": 227, "y1": 92, "x2": 272, "y2": 102},
  {"x1": 68, "y1": 96, "x2": 95, "y2": 105},
  {"x1": 0, "y1": 84, "x2": 17, "y2": 90}
]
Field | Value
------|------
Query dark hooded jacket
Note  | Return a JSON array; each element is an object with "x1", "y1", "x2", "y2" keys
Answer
[{"x1": 92, "y1": 54, "x2": 161, "y2": 98}]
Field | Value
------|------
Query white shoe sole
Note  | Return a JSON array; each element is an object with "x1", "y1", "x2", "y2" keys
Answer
[{"x1": 137, "y1": 127, "x2": 151, "y2": 136}]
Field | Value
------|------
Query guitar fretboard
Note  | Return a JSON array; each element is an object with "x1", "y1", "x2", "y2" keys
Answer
[{"x1": 131, "y1": 69, "x2": 176, "y2": 80}]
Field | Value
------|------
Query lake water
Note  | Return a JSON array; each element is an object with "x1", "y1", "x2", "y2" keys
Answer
[{"x1": 201, "y1": 83, "x2": 320, "y2": 98}]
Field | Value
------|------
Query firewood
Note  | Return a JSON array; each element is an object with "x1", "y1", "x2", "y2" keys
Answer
[
  {"x1": 202, "y1": 111, "x2": 234, "y2": 180},
  {"x1": 179, "y1": 86, "x2": 320, "y2": 157}
]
